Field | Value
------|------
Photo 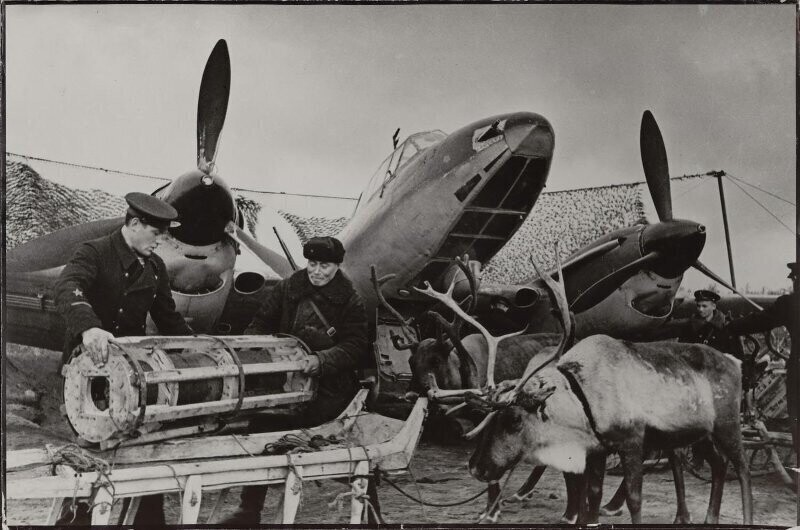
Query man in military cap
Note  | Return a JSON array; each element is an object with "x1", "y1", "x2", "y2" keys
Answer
[
  {"x1": 54, "y1": 192, "x2": 193, "y2": 525},
  {"x1": 221, "y1": 235, "x2": 368, "y2": 525},
  {"x1": 727, "y1": 262, "x2": 798, "y2": 453},
  {"x1": 657, "y1": 289, "x2": 741, "y2": 357}
]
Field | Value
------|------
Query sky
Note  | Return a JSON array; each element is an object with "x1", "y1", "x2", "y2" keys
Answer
[{"x1": 5, "y1": 4, "x2": 796, "y2": 291}]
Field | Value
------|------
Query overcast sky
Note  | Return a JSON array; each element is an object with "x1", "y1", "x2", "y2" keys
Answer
[{"x1": 5, "y1": 4, "x2": 796, "y2": 291}]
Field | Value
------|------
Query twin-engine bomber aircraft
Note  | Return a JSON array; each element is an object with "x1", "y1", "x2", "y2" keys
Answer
[{"x1": 6, "y1": 39, "x2": 757, "y2": 374}]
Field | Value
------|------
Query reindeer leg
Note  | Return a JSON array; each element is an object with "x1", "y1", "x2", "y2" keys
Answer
[
  {"x1": 599, "y1": 479, "x2": 626, "y2": 516},
  {"x1": 713, "y1": 425, "x2": 753, "y2": 525},
  {"x1": 695, "y1": 439, "x2": 726, "y2": 524},
  {"x1": 668, "y1": 449, "x2": 691, "y2": 524},
  {"x1": 561, "y1": 473, "x2": 581, "y2": 524},
  {"x1": 620, "y1": 443, "x2": 645, "y2": 525},
  {"x1": 478, "y1": 481, "x2": 502, "y2": 524},
  {"x1": 573, "y1": 473, "x2": 591, "y2": 525},
  {"x1": 503, "y1": 466, "x2": 546, "y2": 505},
  {"x1": 584, "y1": 453, "x2": 606, "y2": 524}
]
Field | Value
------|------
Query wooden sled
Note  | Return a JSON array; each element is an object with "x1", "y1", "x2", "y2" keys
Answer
[{"x1": 7, "y1": 390, "x2": 428, "y2": 524}]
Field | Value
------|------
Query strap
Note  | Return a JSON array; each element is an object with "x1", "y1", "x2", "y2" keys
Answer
[
  {"x1": 557, "y1": 366, "x2": 607, "y2": 448},
  {"x1": 308, "y1": 299, "x2": 336, "y2": 337}
]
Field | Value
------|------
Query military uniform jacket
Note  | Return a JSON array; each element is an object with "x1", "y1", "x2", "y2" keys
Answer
[
  {"x1": 657, "y1": 309, "x2": 741, "y2": 357},
  {"x1": 55, "y1": 228, "x2": 192, "y2": 360},
  {"x1": 245, "y1": 269, "x2": 368, "y2": 399}
]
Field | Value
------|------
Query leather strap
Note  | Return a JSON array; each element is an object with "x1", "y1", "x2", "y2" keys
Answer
[{"x1": 308, "y1": 299, "x2": 336, "y2": 337}]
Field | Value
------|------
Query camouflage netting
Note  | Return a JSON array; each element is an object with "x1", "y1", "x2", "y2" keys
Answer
[
  {"x1": 481, "y1": 184, "x2": 646, "y2": 284},
  {"x1": 5, "y1": 162, "x2": 127, "y2": 249},
  {"x1": 235, "y1": 196, "x2": 263, "y2": 236},
  {"x1": 6, "y1": 160, "x2": 647, "y2": 284},
  {"x1": 279, "y1": 212, "x2": 349, "y2": 243},
  {"x1": 5, "y1": 162, "x2": 265, "y2": 248}
]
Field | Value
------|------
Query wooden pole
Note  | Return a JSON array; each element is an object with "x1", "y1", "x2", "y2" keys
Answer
[{"x1": 714, "y1": 171, "x2": 737, "y2": 288}]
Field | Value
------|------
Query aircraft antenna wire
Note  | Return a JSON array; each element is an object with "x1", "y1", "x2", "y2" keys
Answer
[
  {"x1": 724, "y1": 171, "x2": 796, "y2": 207},
  {"x1": 724, "y1": 175, "x2": 796, "y2": 235}
]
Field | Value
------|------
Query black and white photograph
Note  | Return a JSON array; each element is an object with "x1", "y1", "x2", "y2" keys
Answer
[{"x1": 3, "y1": 3, "x2": 797, "y2": 526}]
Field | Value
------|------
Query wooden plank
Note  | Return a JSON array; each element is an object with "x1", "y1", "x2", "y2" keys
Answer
[
  {"x1": 7, "y1": 448, "x2": 50, "y2": 471},
  {"x1": 45, "y1": 497, "x2": 65, "y2": 525},
  {"x1": 350, "y1": 461, "x2": 370, "y2": 524},
  {"x1": 113, "y1": 335, "x2": 299, "y2": 351},
  {"x1": 207, "y1": 488, "x2": 228, "y2": 524},
  {"x1": 6, "y1": 391, "x2": 369, "y2": 469},
  {"x1": 100, "y1": 420, "x2": 250, "y2": 450},
  {"x1": 90, "y1": 487, "x2": 114, "y2": 525},
  {"x1": 121, "y1": 497, "x2": 141, "y2": 525},
  {"x1": 104, "y1": 389, "x2": 368, "y2": 463},
  {"x1": 276, "y1": 465, "x2": 303, "y2": 524},
  {"x1": 8, "y1": 460, "x2": 369, "y2": 499},
  {"x1": 181, "y1": 475, "x2": 203, "y2": 524},
  {"x1": 141, "y1": 391, "x2": 314, "y2": 423},
  {"x1": 142, "y1": 361, "x2": 306, "y2": 384}
]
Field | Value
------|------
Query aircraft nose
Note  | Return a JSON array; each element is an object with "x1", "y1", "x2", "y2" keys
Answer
[
  {"x1": 504, "y1": 120, "x2": 554, "y2": 158},
  {"x1": 642, "y1": 220, "x2": 706, "y2": 278}
]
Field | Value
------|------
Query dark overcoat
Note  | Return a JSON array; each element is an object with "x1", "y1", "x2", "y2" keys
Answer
[
  {"x1": 656, "y1": 309, "x2": 741, "y2": 357},
  {"x1": 54, "y1": 227, "x2": 192, "y2": 362},
  {"x1": 245, "y1": 268, "x2": 368, "y2": 409},
  {"x1": 728, "y1": 291, "x2": 798, "y2": 425}
]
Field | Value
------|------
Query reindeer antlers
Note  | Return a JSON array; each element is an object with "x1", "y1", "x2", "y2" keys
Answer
[
  {"x1": 414, "y1": 256, "x2": 524, "y2": 389},
  {"x1": 370, "y1": 264, "x2": 416, "y2": 345},
  {"x1": 462, "y1": 244, "x2": 573, "y2": 440}
]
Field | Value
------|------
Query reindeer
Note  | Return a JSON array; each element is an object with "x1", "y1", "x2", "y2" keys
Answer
[
  {"x1": 391, "y1": 255, "x2": 622, "y2": 524},
  {"x1": 455, "y1": 262, "x2": 754, "y2": 524}
]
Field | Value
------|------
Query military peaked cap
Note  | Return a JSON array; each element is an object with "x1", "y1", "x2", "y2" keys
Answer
[
  {"x1": 694, "y1": 289, "x2": 720, "y2": 303},
  {"x1": 125, "y1": 192, "x2": 180, "y2": 229},
  {"x1": 303, "y1": 236, "x2": 345, "y2": 264}
]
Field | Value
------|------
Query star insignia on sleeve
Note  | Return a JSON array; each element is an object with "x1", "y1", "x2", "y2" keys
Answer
[{"x1": 73, "y1": 288, "x2": 83, "y2": 298}]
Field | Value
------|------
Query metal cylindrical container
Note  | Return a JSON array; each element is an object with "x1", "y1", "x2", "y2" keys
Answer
[{"x1": 62, "y1": 335, "x2": 316, "y2": 444}]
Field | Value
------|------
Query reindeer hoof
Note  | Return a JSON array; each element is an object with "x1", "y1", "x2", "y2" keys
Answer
[
  {"x1": 559, "y1": 514, "x2": 578, "y2": 524},
  {"x1": 477, "y1": 512, "x2": 500, "y2": 524},
  {"x1": 673, "y1": 516, "x2": 692, "y2": 524},
  {"x1": 599, "y1": 506, "x2": 623, "y2": 517}
]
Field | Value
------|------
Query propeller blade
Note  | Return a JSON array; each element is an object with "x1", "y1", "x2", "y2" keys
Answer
[
  {"x1": 7, "y1": 218, "x2": 124, "y2": 272},
  {"x1": 229, "y1": 225, "x2": 295, "y2": 278},
  {"x1": 197, "y1": 39, "x2": 231, "y2": 172},
  {"x1": 692, "y1": 260, "x2": 763, "y2": 311},
  {"x1": 569, "y1": 251, "x2": 661, "y2": 313},
  {"x1": 640, "y1": 110, "x2": 673, "y2": 222}
]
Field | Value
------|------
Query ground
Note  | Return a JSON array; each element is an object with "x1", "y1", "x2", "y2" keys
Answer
[{"x1": 4, "y1": 345, "x2": 798, "y2": 526}]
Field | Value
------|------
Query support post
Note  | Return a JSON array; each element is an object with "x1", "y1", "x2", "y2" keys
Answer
[
  {"x1": 90, "y1": 487, "x2": 114, "y2": 525},
  {"x1": 274, "y1": 464, "x2": 304, "y2": 523},
  {"x1": 181, "y1": 475, "x2": 203, "y2": 524},
  {"x1": 121, "y1": 497, "x2": 141, "y2": 525},
  {"x1": 714, "y1": 171, "x2": 737, "y2": 288},
  {"x1": 350, "y1": 461, "x2": 370, "y2": 524}
]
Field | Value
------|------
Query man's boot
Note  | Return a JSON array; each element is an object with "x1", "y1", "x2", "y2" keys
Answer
[{"x1": 218, "y1": 485, "x2": 268, "y2": 525}]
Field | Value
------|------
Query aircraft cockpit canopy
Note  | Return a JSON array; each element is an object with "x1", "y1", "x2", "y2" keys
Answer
[{"x1": 358, "y1": 130, "x2": 446, "y2": 211}]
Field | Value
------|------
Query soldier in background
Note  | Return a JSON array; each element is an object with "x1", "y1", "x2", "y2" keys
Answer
[
  {"x1": 727, "y1": 262, "x2": 798, "y2": 454},
  {"x1": 655, "y1": 289, "x2": 742, "y2": 357}
]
